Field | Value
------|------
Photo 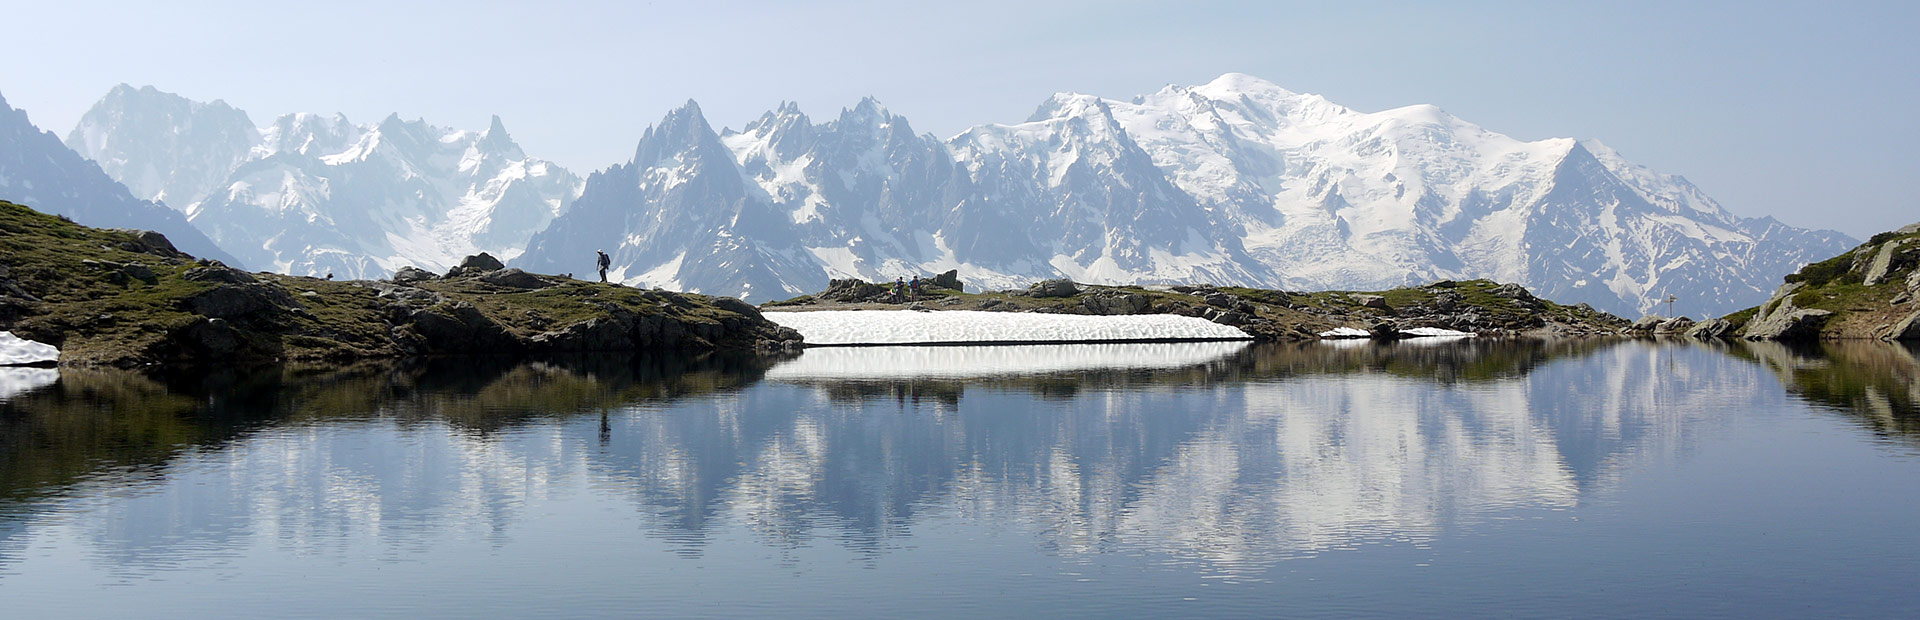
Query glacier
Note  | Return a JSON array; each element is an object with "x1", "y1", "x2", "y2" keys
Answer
[
  {"x1": 518, "y1": 74, "x2": 1851, "y2": 316},
  {"x1": 66, "y1": 86, "x2": 584, "y2": 279},
  {"x1": 763, "y1": 310, "x2": 1253, "y2": 346},
  {"x1": 765, "y1": 341, "x2": 1251, "y2": 380}
]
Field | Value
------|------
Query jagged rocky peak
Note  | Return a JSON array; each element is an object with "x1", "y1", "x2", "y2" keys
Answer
[{"x1": 68, "y1": 85, "x2": 582, "y2": 281}]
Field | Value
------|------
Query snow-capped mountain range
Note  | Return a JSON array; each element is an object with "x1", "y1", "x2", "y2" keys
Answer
[
  {"x1": 517, "y1": 73, "x2": 1850, "y2": 315},
  {"x1": 67, "y1": 85, "x2": 582, "y2": 278},
  {"x1": 64, "y1": 75, "x2": 1851, "y2": 316},
  {"x1": 0, "y1": 90, "x2": 241, "y2": 266}
]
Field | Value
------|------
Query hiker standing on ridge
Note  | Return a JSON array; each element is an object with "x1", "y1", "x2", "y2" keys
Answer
[{"x1": 596, "y1": 250, "x2": 611, "y2": 283}]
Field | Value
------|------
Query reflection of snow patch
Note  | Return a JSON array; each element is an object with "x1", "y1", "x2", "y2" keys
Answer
[
  {"x1": 1, "y1": 331, "x2": 59, "y2": 365},
  {"x1": 767, "y1": 342, "x2": 1251, "y2": 380},
  {"x1": 1402, "y1": 327, "x2": 1476, "y2": 338},
  {"x1": 1318, "y1": 327, "x2": 1370, "y2": 338},
  {"x1": 0, "y1": 367, "x2": 58, "y2": 401},
  {"x1": 765, "y1": 310, "x2": 1252, "y2": 345}
]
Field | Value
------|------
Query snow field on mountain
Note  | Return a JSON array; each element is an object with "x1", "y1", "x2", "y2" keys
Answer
[
  {"x1": 765, "y1": 341, "x2": 1251, "y2": 380},
  {"x1": 764, "y1": 310, "x2": 1253, "y2": 345}
]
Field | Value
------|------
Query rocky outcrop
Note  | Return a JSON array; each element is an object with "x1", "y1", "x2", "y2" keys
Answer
[
  {"x1": 479, "y1": 268, "x2": 550, "y2": 289},
  {"x1": 1890, "y1": 310, "x2": 1920, "y2": 341},
  {"x1": 929, "y1": 270, "x2": 962, "y2": 291},
  {"x1": 1685, "y1": 318, "x2": 1736, "y2": 339},
  {"x1": 1028, "y1": 279, "x2": 1079, "y2": 298},
  {"x1": 1745, "y1": 309, "x2": 1832, "y2": 341},
  {"x1": 446, "y1": 252, "x2": 505, "y2": 277},
  {"x1": 1081, "y1": 291, "x2": 1149, "y2": 315},
  {"x1": 391, "y1": 266, "x2": 435, "y2": 284}
]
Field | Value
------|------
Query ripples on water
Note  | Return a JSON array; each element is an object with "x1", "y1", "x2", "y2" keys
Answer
[{"x1": 2, "y1": 340, "x2": 1918, "y2": 618}]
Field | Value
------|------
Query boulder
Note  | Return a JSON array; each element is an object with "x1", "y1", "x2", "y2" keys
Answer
[
  {"x1": 1351, "y1": 294, "x2": 1389, "y2": 309},
  {"x1": 1028, "y1": 278, "x2": 1079, "y2": 298},
  {"x1": 112, "y1": 229, "x2": 188, "y2": 259},
  {"x1": 1889, "y1": 310, "x2": 1920, "y2": 341},
  {"x1": 446, "y1": 253, "x2": 505, "y2": 277},
  {"x1": 1629, "y1": 315, "x2": 1667, "y2": 333},
  {"x1": 929, "y1": 269, "x2": 962, "y2": 291},
  {"x1": 1684, "y1": 318, "x2": 1735, "y2": 339},
  {"x1": 1743, "y1": 308, "x2": 1833, "y2": 341},
  {"x1": 1209, "y1": 310, "x2": 1250, "y2": 326},
  {"x1": 1657, "y1": 317, "x2": 1695, "y2": 333},
  {"x1": 819, "y1": 278, "x2": 890, "y2": 303},
  {"x1": 1082, "y1": 292, "x2": 1149, "y2": 315},
  {"x1": 182, "y1": 264, "x2": 257, "y2": 285},
  {"x1": 1431, "y1": 291, "x2": 1463, "y2": 312},
  {"x1": 392, "y1": 266, "x2": 435, "y2": 284},
  {"x1": 479, "y1": 268, "x2": 549, "y2": 289},
  {"x1": 1369, "y1": 321, "x2": 1401, "y2": 340}
]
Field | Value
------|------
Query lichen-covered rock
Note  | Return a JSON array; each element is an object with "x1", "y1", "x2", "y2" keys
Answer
[
  {"x1": 1351, "y1": 294, "x2": 1388, "y2": 309},
  {"x1": 1028, "y1": 279, "x2": 1079, "y2": 298},
  {"x1": 111, "y1": 229, "x2": 188, "y2": 259}
]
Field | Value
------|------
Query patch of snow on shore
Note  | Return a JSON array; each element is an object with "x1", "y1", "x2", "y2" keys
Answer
[
  {"x1": 766, "y1": 310, "x2": 1253, "y2": 345},
  {"x1": 1319, "y1": 327, "x2": 1370, "y2": 339},
  {"x1": 1, "y1": 332, "x2": 59, "y2": 365},
  {"x1": 767, "y1": 342, "x2": 1251, "y2": 380}
]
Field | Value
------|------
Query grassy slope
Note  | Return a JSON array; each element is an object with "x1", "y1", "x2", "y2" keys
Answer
[{"x1": 0, "y1": 200, "x2": 770, "y2": 365}]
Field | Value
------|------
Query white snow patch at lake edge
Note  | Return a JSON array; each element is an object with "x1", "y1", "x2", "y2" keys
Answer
[
  {"x1": 1, "y1": 332, "x2": 59, "y2": 365},
  {"x1": 765, "y1": 310, "x2": 1252, "y2": 346}
]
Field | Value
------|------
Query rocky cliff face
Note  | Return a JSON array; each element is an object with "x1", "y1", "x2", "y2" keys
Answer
[{"x1": 1730, "y1": 221, "x2": 1920, "y2": 340}]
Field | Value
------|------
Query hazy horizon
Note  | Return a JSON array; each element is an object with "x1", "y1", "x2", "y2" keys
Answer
[{"x1": 1, "y1": 0, "x2": 1914, "y2": 238}]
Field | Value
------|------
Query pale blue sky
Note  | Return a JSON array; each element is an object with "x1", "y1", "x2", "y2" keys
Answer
[{"x1": 2, "y1": 0, "x2": 1913, "y2": 237}]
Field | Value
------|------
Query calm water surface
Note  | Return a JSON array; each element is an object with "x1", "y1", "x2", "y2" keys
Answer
[{"x1": 2, "y1": 339, "x2": 1918, "y2": 618}]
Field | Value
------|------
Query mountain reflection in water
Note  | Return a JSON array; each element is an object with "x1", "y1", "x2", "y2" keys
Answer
[{"x1": 2, "y1": 339, "x2": 1918, "y2": 615}]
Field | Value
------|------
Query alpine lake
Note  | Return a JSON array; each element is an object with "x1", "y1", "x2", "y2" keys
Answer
[{"x1": 3, "y1": 338, "x2": 1918, "y2": 619}]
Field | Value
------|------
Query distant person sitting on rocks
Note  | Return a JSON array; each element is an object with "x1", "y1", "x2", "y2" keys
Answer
[
  {"x1": 325, "y1": 272, "x2": 334, "y2": 281},
  {"x1": 596, "y1": 250, "x2": 611, "y2": 283}
]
